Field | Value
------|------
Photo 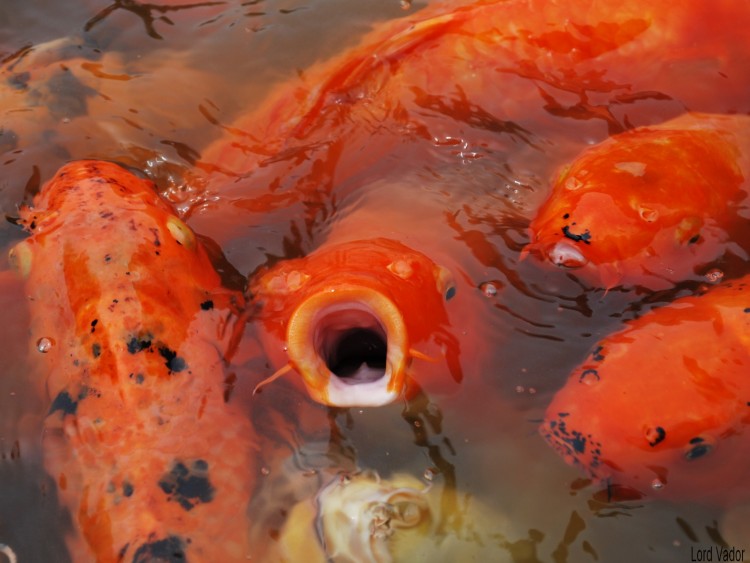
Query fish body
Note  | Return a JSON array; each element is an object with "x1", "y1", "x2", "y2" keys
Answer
[
  {"x1": 11, "y1": 161, "x2": 256, "y2": 561},
  {"x1": 527, "y1": 113, "x2": 750, "y2": 289},
  {"x1": 540, "y1": 275, "x2": 750, "y2": 503},
  {"x1": 250, "y1": 237, "x2": 459, "y2": 407}
]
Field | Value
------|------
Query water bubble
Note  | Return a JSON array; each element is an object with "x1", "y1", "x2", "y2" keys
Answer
[
  {"x1": 36, "y1": 337, "x2": 54, "y2": 353},
  {"x1": 479, "y1": 281, "x2": 499, "y2": 297},
  {"x1": 423, "y1": 467, "x2": 438, "y2": 481},
  {"x1": 260, "y1": 467, "x2": 270, "y2": 476},
  {"x1": 704, "y1": 268, "x2": 724, "y2": 284},
  {"x1": 637, "y1": 206, "x2": 659, "y2": 223},
  {"x1": 651, "y1": 479, "x2": 664, "y2": 490},
  {"x1": 515, "y1": 385, "x2": 525, "y2": 394},
  {"x1": 564, "y1": 176, "x2": 584, "y2": 191},
  {"x1": 400, "y1": 0, "x2": 412, "y2": 9}
]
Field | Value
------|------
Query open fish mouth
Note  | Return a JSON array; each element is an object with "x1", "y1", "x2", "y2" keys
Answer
[{"x1": 287, "y1": 286, "x2": 408, "y2": 407}]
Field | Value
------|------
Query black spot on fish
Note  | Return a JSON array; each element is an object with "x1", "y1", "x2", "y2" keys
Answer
[
  {"x1": 743, "y1": 307, "x2": 750, "y2": 313},
  {"x1": 127, "y1": 336, "x2": 152, "y2": 354},
  {"x1": 90, "y1": 319, "x2": 98, "y2": 333},
  {"x1": 688, "y1": 233, "x2": 700, "y2": 245},
  {"x1": 159, "y1": 346, "x2": 187, "y2": 373},
  {"x1": 563, "y1": 213, "x2": 570, "y2": 219},
  {"x1": 104, "y1": 254, "x2": 112, "y2": 264},
  {"x1": 48, "y1": 391, "x2": 77, "y2": 416},
  {"x1": 591, "y1": 345, "x2": 605, "y2": 362},
  {"x1": 159, "y1": 460, "x2": 214, "y2": 511},
  {"x1": 562, "y1": 225, "x2": 591, "y2": 244},
  {"x1": 123, "y1": 482, "x2": 134, "y2": 497},
  {"x1": 684, "y1": 437, "x2": 712, "y2": 460},
  {"x1": 200, "y1": 300, "x2": 214, "y2": 311},
  {"x1": 150, "y1": 227, "x2": 161, "y2": 247},
  {"x1": 132, "y1": 535, "x2": 186, "y2": 563},
  {"x1": 646, "y1": 426, "x2": 666, "y2": 447},
  {"x1": 129, "y1": 372, "x2": 145, "y2": 384},
  {"x1": 92, "y1": 343, "x2": 101, "y2": 358}
]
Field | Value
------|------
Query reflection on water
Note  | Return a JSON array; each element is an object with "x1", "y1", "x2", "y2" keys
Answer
[{"x1": 1, "y1": 0, "x2": 750, "y2": 561}]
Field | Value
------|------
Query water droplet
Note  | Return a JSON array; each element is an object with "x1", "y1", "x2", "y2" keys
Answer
[
  {"x1": 260, "y1": 467, "x2": 270, "y2": 476},
  {"x1": 413, "y1": 420, "x2": 422, "y2": 428},
  {"x1": 651, "y1": 479, "x2": 664, "y2": 490},
  {"x1": 704, "y1": 268, "x2": 724, "y2": 284},
  {"x1": 479, "y1": 281, "x2": 499, "y2": 297},
  {"x1": 528, "y1": 387, "x2": 537, "y2": 395},
  {"x1": 564, "y1": 176, "x2": 584, "y2": 191},
  {"x1": 515, "y1": 385, "x2": 525, "y2": 394},
  {"x1": 637, "y1": 206, "x2": 659, "y2": 223},
  {"x1": 36, "y1": 337, "x2": 54, "y2": 353}
]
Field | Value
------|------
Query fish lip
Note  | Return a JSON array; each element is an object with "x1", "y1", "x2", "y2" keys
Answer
[{"x1": 286, "y1": 285, "x2": 407, "y2": 407}]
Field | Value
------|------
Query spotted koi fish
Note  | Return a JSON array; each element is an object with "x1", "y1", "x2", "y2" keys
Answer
[
  {"x1": 9, "y1": 161, "x2": 257, "y2": 562},
  {"x1": 540, "y1": 275, "x2": 750, "y2": 504},
  {"x1": 249, "y1": 238, "x2": 459, "y2": 407},
  {"x1": 526, "y1": 113, "x2": 750, "y2": 290}
]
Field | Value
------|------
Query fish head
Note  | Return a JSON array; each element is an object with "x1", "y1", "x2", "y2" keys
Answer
[
  {"x1": 10, "y1": 161, "x2": 230, "y2": 353},
  {"x1": 528, "y1": 124, "x2": 744, "y2": 290},
  {"x1": 251, "y1": 238, "x2": 457, "y2": 407},
  {"x1": 13, "y1": 160, "x2": 208, "y2": 275},
  {"x1": 540, "y1": 302, "x2": 750, "y2": 502}
]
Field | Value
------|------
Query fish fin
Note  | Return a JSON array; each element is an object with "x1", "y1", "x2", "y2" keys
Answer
[
  {"x1": 409, "y1": 349, "x2": 439, "y2": 363},
  {"x1": 253, "y1": 363, "x2": 294, "y2": 395}
]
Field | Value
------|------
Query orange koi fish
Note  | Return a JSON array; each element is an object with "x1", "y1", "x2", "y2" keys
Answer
[
  {"x1": 250, "y1": 238, "x2": 459, "y2": 407},
  {"x1": 526, "y1": 113, "x2": 750, "y2": 290},
  {"x1": 190, "y1": 0, "x2": 749, "y2": 246},
  {"x1": 540, "y1": 275, "x2": 750, "y2": 504},
  {"x1": 10, "y1": 161, "x2": 257, "y2": 561}
]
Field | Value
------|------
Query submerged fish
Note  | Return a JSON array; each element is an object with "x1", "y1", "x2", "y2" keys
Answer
[
  {"x1": 540, "y1": 275, "x2": 750, "y2": 503},
  {"x1": 250, "y1": 238, "x2": 459, "y2": 407},
  {"x1": 276, "y1": 471, "x2": 514, "y2": 563},
  {"x1": 526, "y1": 113, "x2": 750, "y2": 290},
  {"x1": 10, "y1": 161, "x2": 257, "y2": 561}
]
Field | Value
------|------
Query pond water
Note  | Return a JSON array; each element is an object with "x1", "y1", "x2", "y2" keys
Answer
[{"x1": 1, "y1": 0, "x2": 749, "y2": 561}]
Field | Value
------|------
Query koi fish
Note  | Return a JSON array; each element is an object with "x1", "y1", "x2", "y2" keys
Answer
[
  {"x1": 190, "y1": 0, "x2": 749, "y2": 247},
  {"x1": 540, "y1": 275, "x2": 750, "y2": 504},
  {"x1": 9, "y1": 160, "x2": 257, "y2": 562},
  {"x1": 526, "y1": 113, "x2": 750, "y2": 290},
  {"x1": 249, "y1": 237, "x2": 459, "y2": 407},
  {"x1": 276, "y1": 470, "x2": 513, "y2": 562}
]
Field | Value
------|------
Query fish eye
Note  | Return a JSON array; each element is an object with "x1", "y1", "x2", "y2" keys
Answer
[
  {"x1": 683, "y1": 436, "x2": 714, "y2": 461},
  {"x1": 435, "y1": 266, "x2": 456, "y2": 301}
]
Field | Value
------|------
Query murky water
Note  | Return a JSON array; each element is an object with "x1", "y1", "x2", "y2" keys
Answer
[{"x1": 1, "y1": 1, "x2": 749, "y2": 561}]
